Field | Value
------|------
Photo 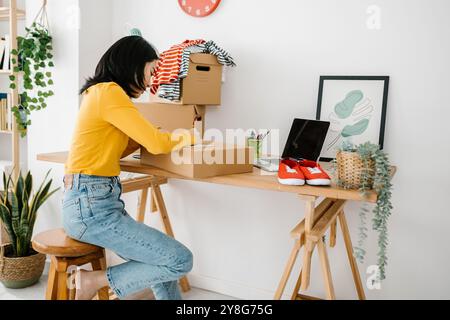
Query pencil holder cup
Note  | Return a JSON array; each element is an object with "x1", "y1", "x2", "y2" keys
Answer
[{"x1": 247, "y1": 138, "x2": 262, "y2": 164}]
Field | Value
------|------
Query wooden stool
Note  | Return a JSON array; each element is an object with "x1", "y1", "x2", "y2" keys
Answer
[
  {"x1": 274, "y1": 199, "x2": 366, "y2": 300},
  {"x1": 32, "y1": 229, "x2": 110, "y2": 300}
]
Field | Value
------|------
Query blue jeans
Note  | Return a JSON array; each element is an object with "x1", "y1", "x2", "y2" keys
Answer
[{"x1": 61, "y1": 174, "x2": 193, "y2": 300}]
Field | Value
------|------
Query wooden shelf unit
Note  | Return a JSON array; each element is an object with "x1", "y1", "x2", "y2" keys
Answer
[
  {"x1": 0, "y1": 0, "x2": 23, "y2": 180},
  {"x1": 0, "y1": 6, "x2": 25, "y2": 21}
]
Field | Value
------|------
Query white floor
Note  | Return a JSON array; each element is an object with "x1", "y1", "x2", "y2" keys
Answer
[{"x1": 0, "y1": 274, "x2": 237, "y2": 300}]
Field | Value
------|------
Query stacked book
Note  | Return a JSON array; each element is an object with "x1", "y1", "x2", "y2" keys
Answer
[{"x1": 0, "y1": 93, "x2": 12, "y2": 131}]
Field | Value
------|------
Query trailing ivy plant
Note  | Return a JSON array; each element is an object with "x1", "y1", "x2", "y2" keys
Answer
[
  {"x1": 9, "y1": 22, "x2": 54, "y2": 137},
  {"x1": 335, "y1": 142, "x2": 393, "y2": 281}
]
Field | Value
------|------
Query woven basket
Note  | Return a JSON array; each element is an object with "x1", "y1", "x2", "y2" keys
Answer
[
  {"x1": 336, "y1": 151, "x2": 375, "y2": 190},
  {"x1": 0, "y1": 244, "x2": 46, "y2": 289}
]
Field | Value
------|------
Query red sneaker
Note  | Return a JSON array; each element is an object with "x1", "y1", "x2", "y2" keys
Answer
[
  {"x1": 278, "y1": 159, "x2": 305, "y2": 186},
  {"x1": 298, "y1": 160, "x2": 331, "y2": 186}
]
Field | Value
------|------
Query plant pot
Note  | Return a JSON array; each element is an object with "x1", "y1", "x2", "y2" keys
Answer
[
  {"x1": 336, "y1": 151, "x2": 375, "y2": 190},
  {"x1": 0, "y1": 244, "x2": 46, "y2": 289}
]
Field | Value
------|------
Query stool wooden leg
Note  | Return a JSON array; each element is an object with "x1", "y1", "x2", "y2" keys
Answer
[
  {"x1": 317, "y1": 238, "x2": 336, "y2": 300},
  {"x1": 99, "y1": 249, "x2": 107, "y2": 270},
  {"x1": 53, "y1": 257, "x2": 70, "y2": 300},
  {"x1": 339, "y1": 211, "x2": 366, "y2": 300},
  {"x1": 137, "y1": 188, "x2": 149, "y2": 223},
  {"x1": 56, "y1": 271, "x2": 69, "y2": 300},
  {"x1": 68, "y1": 269, "x2": 76, "y2": 300},
  {"x1": 91, "y1": 258, "x2": 110, "y2": 301},
  {"x1": 299, "y1": 195, "x2": 317, "y2": 291},
  {"x1": 152, "y1": 183, "x2": 191, "y2": 293},
  {"x1": 274, "y1": 239, "x2": 303, "y2": 300},
  {"x1": 45, "y1": 261, "x2": 58, "y2": 300}
]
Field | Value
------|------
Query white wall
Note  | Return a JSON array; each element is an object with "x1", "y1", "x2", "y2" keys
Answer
[
  {"x1": 79, "y1": 0, "x2": 112, "y2": 90},
  {"x1": 26, "y1": 0, "x2": 80, "y2": 235},
  {"x1": 109, "y1": 0, "x2": 450, "y2": 300},
  {"x1": 28, "y1": 0, "x2": 112, "y2": 233},
  {"x1": 27, "y1": 0, "x2": 450, "y2": 300}
]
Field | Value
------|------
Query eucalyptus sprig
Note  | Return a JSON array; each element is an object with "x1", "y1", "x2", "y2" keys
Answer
[
  {"x1": 9, "y1": 22, "x2": 54, "y2": 137},
  {"x1": 337, "y1": 142, "x2": 393, "y2": 281}
]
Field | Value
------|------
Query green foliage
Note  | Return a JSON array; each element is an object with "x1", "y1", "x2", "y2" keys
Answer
[
  {"x1": 336, "y1": 142, "x2": 393, "y2": 281},
  {"x1": 9, "y1": 22, "x2": 54, "y2": 138},
  {"x1": 0, "y1": 170, "x2": 59, "y2": 257}
]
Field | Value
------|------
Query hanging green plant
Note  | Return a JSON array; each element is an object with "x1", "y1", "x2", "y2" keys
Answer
[
  {"x1": 9, "y1": 3, "x2": 54, "y2": 137},
  {"x1": 334, "y1": 141, "x2": 393, "y2": 281}
]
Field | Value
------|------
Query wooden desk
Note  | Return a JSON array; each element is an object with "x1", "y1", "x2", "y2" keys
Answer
[
  {"x1": 37, "y1": 151, "x2": 381, "y2": 202},
  {"x1": 37, "y1": 151, "x2": 395, "y2": 300}
]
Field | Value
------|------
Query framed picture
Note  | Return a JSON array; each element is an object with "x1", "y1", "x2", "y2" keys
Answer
[{"x1": 316, "y1": 76, "x2": 389, "y2": 161}]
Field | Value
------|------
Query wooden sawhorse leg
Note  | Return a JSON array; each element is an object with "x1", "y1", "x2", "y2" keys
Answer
[
  {"x1": 275, "y1": 197, "x2": 366, "y2": 300},
  {"x1": 274, "y1": 197, "x2": 334, "y2": 300},
  {"x1": 339, "y1": 211, "x2": 366, "y2": 300},
  {"x1": 299, "y1": 195, "x2": 318, "y2": 292},
  {"x1": 317, "y1": 237, "x2": 336, "y2": 300},
  {"x1": 151, "y1": 180, "x2": 191, "y2": 293},
  {"x1": 137, "y1": 187, "x2": 158, "y2": 223},
  {"x1": 274, "y1": 238, "x2": 303, "y2": 299},
  {"x1": 122, "y1": 175, "x2": 191, "y2": 293}
]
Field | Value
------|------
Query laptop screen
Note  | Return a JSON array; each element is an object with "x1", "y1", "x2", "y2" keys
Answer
[{"x1": 282, "y1": 119, "x2": 330, "y2": 162}]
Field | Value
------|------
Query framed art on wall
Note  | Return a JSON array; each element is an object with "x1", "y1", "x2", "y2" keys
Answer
[{"x1": 316, "y1": 76, "x2": 390, "y2": 161}]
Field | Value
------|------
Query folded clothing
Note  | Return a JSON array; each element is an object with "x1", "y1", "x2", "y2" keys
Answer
[
  {"x1": 150, "y1": 39, "x2": 206, "y2": 96},
  {"x1": 152, "y1": 40, "x2": 236, "y2": 102}
]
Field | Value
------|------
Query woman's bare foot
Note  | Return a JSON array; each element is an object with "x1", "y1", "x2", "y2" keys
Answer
[{"x1": 74, "y1": 269, "x2": 109, "y2": 300}]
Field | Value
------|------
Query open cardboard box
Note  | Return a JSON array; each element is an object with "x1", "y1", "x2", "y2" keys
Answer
[
  {"x1": 136, "y1": 101, "x2": 253, "y2": 179},
  {"x1": 150, "y1": 53, "x2": 223, "y2": 106},
  {"x1": 135, "y1": 102, "x2": 205, "y2": 136},
  {"x1": 140, "y1": 142, "x2": 253, "y2": 179}
]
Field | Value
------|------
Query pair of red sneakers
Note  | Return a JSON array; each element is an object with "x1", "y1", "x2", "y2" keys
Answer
[{"x1": 278, "y1": 159, "x2": 331, "y2": 186}]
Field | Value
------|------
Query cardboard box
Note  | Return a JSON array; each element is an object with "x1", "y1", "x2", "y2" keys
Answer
[
  {"x1": 151, "y1": 53, "x2": 223, "y2": 106},
  {"x1": 136, "y1": 102, "x2": 206, "y2": 137},
  {"x1": 140, "y1": 143, "x2": 254, "y2": 179}
]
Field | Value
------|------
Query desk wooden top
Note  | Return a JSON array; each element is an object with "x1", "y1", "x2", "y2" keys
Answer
[{"x1": 37, "y1": 151, "x2": 396, "y2": 203}]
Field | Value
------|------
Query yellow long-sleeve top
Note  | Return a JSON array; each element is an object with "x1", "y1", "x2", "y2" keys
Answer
[{"x1": 65, "y1": 82, "x2": 191, "y2": 177}]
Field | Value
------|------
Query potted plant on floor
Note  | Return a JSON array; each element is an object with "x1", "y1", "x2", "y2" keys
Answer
[
  {"x1": 0, "y1": 170, "x2": 59, "y2": 289},
  {"x1": 335, "y1": 141, "x2": 393, "y2": 281}
]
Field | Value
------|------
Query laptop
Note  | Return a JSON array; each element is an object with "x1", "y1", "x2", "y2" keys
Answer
[
  {"x1": 255, "y1": 118, "x2": 330, "y2": 173},
  {"x1": 282, "y1": 118, "x2": 330, "y2": 162}
]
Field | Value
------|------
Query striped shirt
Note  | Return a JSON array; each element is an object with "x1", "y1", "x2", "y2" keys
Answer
[
  {"x1": 150, "y1": 39, "x2": 206, "y2": 95},
  {"x1": 156, "y1": 41, "x2": 236, "y2": 101}
]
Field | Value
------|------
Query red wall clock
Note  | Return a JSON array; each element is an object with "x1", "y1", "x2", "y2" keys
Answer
[{"x1": 178, "y1": 0, "x2": 222, "y2": 17}]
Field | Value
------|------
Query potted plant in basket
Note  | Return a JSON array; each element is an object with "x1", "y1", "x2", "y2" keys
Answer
[
  {"x1": 335, "y1": 141, "x2": 393, "y2": 281},
  {"x1": 0, "y1": 170, "x2": 59, "y2": 289}
]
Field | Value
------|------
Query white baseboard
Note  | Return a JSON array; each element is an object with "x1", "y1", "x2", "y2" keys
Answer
[
  {"x1": 187, "y1": 273, "x2": 291, "y2": 300},
  {"x1": 43, "y1": 259, "x2": 51, "y2": 275}
]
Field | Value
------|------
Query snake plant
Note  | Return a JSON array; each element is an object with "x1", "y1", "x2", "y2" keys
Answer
[{"x1": 0, "y1": 170, "x2": 59, "y2": 257}]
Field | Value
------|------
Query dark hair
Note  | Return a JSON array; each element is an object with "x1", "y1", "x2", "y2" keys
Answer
[{"x1": 80, "y1": 36, "x2": 159, "y2": 97}]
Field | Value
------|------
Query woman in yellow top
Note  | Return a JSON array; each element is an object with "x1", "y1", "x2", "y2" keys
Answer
[{"x1": 62, "y1": 36, "x2": 193, "y2": 300}]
